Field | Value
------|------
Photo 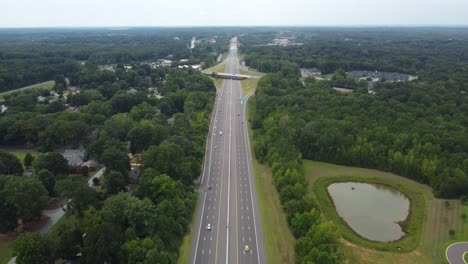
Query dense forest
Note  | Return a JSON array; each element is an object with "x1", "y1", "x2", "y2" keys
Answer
[
  {"x1": 0, "y1": 28, "x2": 230, "y2": 92},
  {"x1": 0, "y1": 61, "x2": 216, "y2": 262},
  {"x1": 240, "y1": 28, "x2": 468, "y2": 91}
]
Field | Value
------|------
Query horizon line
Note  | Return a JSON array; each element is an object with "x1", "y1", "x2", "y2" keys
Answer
[{"x1": 1, "y1": 24, "x2": 468, "y2": 29}]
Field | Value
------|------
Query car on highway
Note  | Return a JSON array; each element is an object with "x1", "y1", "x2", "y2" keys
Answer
[
  {"x1": 206, "y1": 223, "x2": 212, "y2": 230},
  {"x1": 208, "y1": 185, "x2": 211, "y2": 190},
  {"x1": 219, "y1": 131, "x2": 223, "y2": 136},
  {"x1": 244, "y1": 245, "x2": 250, "y2": 251}
]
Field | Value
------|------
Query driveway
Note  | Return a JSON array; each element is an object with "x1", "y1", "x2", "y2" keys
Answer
[
  {"x1": 446, "y1": 242, "x2": 468, "y2": 264},
  {"x1": 87, "y1": 166, "x2": 106, "y2": 188}
]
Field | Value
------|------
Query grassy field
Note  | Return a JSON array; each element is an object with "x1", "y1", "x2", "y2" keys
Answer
[
  {"x1": 6, "y1": 149, "x2": 39, "y2": 165},
  {"x1": 304, "y1": 160, "x2": 466, "y2": 264},
  {"x1": 0, "y1": 236, "x2": 14, "y2": 264},
  {"x1": 246, "y1": 100, "x2": 295, "y2": 264},
  {"x1": 0, "y1": 81, "x2": 55, "y2": 100}
]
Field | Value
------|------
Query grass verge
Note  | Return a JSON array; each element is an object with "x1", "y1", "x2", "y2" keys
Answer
[
  {"x1": 239, "y1": 68, "x2": 264, "y2": 96},
  {"x1": 247, "y1": 100, "x2": 295, "y2": 264},
  {"x1": 240, "y1": 79, "x2": 259, "y2": 97}
]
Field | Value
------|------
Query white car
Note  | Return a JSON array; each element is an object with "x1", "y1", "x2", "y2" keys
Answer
[
  {"x1": 219, "y1": 131, "x2": 223, "y2": 136},
  {"x1": 206, "y1": 223, "x2": 212, "y2": 230}
]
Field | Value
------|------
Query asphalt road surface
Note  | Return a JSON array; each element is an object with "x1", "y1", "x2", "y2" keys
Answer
[
  {"x1": 188, "y1": 37, "x2": 266, "y2": 264},
  {"x1": 446, "y1": 242, "x2": 468, "y2": 264}
]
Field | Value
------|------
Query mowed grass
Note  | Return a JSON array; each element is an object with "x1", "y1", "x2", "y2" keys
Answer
[
  {"x1": 247, "y1": 101, "x2": 295, "y2": 264},
  {"x1": 304, "y1": 160, "x2": 466, "y2": 264},
  {"x1": 208, "y1": 77, "x2": 224, "y2": 89},
  {"x1": 240, "y1": 78, "x2": 259, "y2": 97},
  {"x1": 239, "y1": 68, "x2": 264, "y2": 96},
  {"x1": 203, "y1": 62, "x2": 226, "y2": 74},
  {"x1": 0, "y1": 236, "x2": 14, "y2": 264},
  {"x1": 0, "y1": 81, "x2": 55, "y2": 100},
  {"x1": 6, "y1": 150, "x2": 39, "y2": 165},
  {"x1": 239, "y1": 68, "x2": 265, "y2": 77}
]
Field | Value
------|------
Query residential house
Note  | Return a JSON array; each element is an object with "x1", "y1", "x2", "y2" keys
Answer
[{"x1": 63, "y1": 149, "x2": 85, "y2": 169}]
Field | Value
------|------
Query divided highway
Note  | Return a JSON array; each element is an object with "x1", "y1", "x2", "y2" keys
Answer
[{"x1": 188, "y1": 37, "x2": 266, "y2": 264}]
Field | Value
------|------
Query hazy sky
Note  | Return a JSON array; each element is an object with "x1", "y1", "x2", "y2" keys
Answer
[{"x1": 2, "y1": 0, "x2": 468, "y2": 27}]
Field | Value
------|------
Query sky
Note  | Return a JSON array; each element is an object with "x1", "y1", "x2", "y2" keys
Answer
[{"x1": 1, "y1": 0, "x2": 468, "y2": 27}]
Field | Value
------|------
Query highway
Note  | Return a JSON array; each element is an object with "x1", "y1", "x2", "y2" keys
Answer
[{"x1": 188, "y1": 37, "x2": 266, "y2": 264}]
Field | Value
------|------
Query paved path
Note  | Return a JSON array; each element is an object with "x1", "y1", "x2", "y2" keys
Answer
[
  {"x1": 447, "y1": 242, "x2": 468, "y2": 264},
  {"x1": 87, "y1": 166, "x2": 106, "y2": 188}
]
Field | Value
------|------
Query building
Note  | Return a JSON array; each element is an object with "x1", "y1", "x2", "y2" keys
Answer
[
  {"x1": 160, "y1": 60, "x2": 173, "y2": 67},
  {"x1": 0, "y1": 104, "x2": 7, "y2": 114},
  {"x1": 68, "y1": 86, "x2": 80, "y2": 94},
  {"x1": 66, "y1": 106, "x2": 79, "y2": 112},
  {"x1": 63, "y1": 149, "x2": 85, "y2": 167},
  {"x1": 129, "y1": 167, "x2": 141, "y2": 182},
  {"x1": 191, "y1": 64, "x2": 203, "y2": 71},
  {"x1": 300, "y1": 68, "x2": 321, "y2": 78},
  {"x1": 37, "y1": 96, "x2": 46, "y2": 102},
  {"x1": 128, "y1": 88, "x2": 138, "y2": 94},
  {"x1": 346, "y1": 70, "x2": 418, "y2": 82}
]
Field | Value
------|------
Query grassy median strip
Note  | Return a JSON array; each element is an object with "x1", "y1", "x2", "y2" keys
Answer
[{"x1": 247, "y1": 101, "x2": 295, "y2": 264}]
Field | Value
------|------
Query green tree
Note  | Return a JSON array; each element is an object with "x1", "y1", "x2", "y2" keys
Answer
[
  {"x1": 23, "y1": 153, "x2": 34, "y2": 168},
  {"x1": 0, "y1": 151, "x2": 23, "y2": 175},
  {"x1": 82, "y1": 222, "x2": 123, "y2": 264},
  {"x1": 37, "y1": 169, "x2": 55, "y2": 196},
  {"x1": 0, "y1": 196, "x2": 17, "y2": 232},
  {"x1": 103, "y1": 170, "x2": 126, "y2": 195},
  {"x1": 55, "y1": 176, "x2": 96, "y2": 214},
  {"x1": 54, "y1": 217, "x2": 83, "y2": 260},
  {"x1": 100, "y1": 147, "x2": 130, "y2": 176},
  {"x1": 1, "y1": 176, "x2": 48, "y2": 222},
  {"x1": 33, "y1": 152, "x2": 69, "y2": 176},
  {"x1": 449, "y1": 229, "x2": 456, "y2": 237},
  {"x1": 128, "y1": 125, "x2": 153, "y2": 154},
  {"x1": 13, "y1": 232, "x2": 53, "y2": 264}
]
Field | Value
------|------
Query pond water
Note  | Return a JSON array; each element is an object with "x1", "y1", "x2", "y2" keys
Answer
[{"x1": 327, "y1": 182, "x2": 410, "y2": 242}]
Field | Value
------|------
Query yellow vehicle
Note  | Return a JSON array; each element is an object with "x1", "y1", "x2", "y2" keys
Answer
[{"x1": 244, "y1": 245, "x2": 250, "y2": 252}]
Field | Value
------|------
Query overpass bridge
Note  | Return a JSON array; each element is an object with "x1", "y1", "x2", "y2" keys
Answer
[{"x1": 204, "y1": 72, "x2": 251, "y2": 80}]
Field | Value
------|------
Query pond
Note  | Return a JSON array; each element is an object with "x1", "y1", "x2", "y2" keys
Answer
[{"x1": 327, "y1": 181, "x2": 410, "y2": 242}]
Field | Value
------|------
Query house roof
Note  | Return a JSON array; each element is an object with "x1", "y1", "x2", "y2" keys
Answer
[{"x1": 63, "y1": 149, "x2": 85, "y2": 166}]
